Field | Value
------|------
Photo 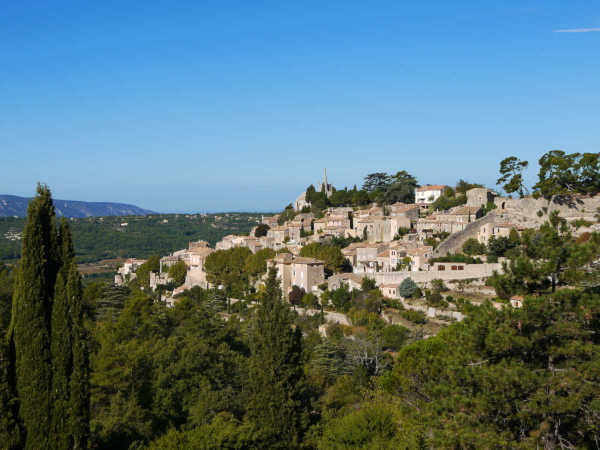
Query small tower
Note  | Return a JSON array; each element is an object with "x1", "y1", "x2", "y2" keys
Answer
[{"x1": 320, "y1": 168, "x2": 333, "y2": 198}]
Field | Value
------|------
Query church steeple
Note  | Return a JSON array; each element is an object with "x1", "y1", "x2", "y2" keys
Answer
[{"x1": 323, "y1": 168, "x2": 328, "y2": 190}]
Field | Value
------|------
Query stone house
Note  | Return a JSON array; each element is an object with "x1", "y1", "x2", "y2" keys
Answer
[
  {"x1": 115, "y1": 258, "x2": 146, "y2": 285},
  {"x1": 405, "y1": 246, "x2": 434, "y2": 271},
  {"x1": 269, "y1": 253, "x2": 325, "y2": 298},
  {"x1": 477, "y1": 222, "x2": 516, "y2": 245},
  {"x1": 266, "y1": 226, "x2": 289, "y2": 245},
  {"x1": 380, "y1": 283, "x2": 401, "y2": 299},
  {"x1": 466, "y1": 188, "x2": 495, "y2": 208},
  {"x1": 327, "y1": 273, "x2": 365, "y2": 291}
]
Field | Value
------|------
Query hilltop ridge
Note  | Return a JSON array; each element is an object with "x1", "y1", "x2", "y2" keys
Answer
[{"x1": 0, "y1": 194, "x2": 155, "y2": 218}]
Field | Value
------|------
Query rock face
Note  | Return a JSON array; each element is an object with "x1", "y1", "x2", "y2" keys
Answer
[
  {"x1": 0, "y1": 195, "x2": 155, "y2": 218},
  {"x1": 494, "y1": 195, "x2": 600, "y2": 227},
  {"x1": 434, "y1": 194, "x2": 600, "y2": 257}
]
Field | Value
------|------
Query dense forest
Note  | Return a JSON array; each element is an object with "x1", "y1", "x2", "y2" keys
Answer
[{"x1": 0, "y1": 213, "x2": 262, "y2": 263}]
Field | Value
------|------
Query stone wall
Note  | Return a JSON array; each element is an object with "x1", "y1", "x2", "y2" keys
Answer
[
  {"x1": 433, "y1": 211, "x2": 499, "y2": 257},
  {"x1": 495, "y1": 195, "x2": 600, "y2": 228},
  {"x1": 373, "y1": 263, "x2": 502, "y2": 286}
]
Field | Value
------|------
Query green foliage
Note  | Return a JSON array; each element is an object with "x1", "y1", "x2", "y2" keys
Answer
[
  {"x1": 245, "y1": 268, "x2": 310, "y2": 447},
  {"x1": 489, "y1": 212, "x2": 600, "y2": 297},
  {"x1": 497, "y1": 156, "x2": 529, "y2": 197},
  {"x1": 398, "y1": 278, "x2": 417, "y2": 298},
  {"x1": 167, "y1": 260, "x2": 187, "y2": 287},
  {"x1": 361, "y1": 171, "x2": 418, "y2": 204},
  {"x1": 462, "y1": 237, "x2": 487, "y2": 255},
  {"x1": 455, "y1": 179, "x2": 484, "y2": 195},
  {"x1": 254, "y1": 223, "x2": 270, "y2": 237},
  {"x1": 244, "y1": 248, "x2": 275, "y2": 279},
  {"x1": 399, "y1": 309, "x2": 427, "y2": 324},
  {"x1": 329, "y1": 285, "x2": 352, "y2": 312},
  {"x1": 0, "y1": 263, "x2": 14, "y2": 334},
  {"x1": 300, "y1": 243, "x2": 346, "y2": 276},
  {"x1": 381, "y1": 289, "x2": 600, "y2": 448},
  {"x1": 430, "y1": 279, "x2": 448, "y2": 293},
  {"x1": 360, "y1": 277, "x2": 377, "y2": 291},
  {"x1": 487, "y1": 235, "x2": 518, "y2": 258},
  {"x1": 8, "y1": 185, "x2": 90, "y2": 449},
  {"x1": 534, "y1": 150, "x2": 600, "y2": 198},
  {"x1": 430, "y1": 187, "x2": 467, "y2": 211},
  {"x1": 135, "y1": 255, "x2": 160, "y2": 289},
  {"x1": 90, "y1": 291, "x2": 247, "y2": 448},
  {"x1": 204, "y1": 247, "x2": 252, "y2": 298},
  {"x1": 289, "y1": 285, "x2": 306, "y2": 306},
  {"x1": 10, "y1": 184, "x2": 58, "y2": 449},
  {"x1": 381, "y1": 325, "x2": 410, "y2": 351},
  {"x1": 278, "y1": 204, "x2": 297, "y2": 225},
  {"x1": 319, "y1": 402, "x2": 408, "y2": 449},
  {"x1": 0, "y1": 213, "x2": 261, "y2": 264}
]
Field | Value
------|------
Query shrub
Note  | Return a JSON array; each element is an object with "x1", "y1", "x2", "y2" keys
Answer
[
  {"x1": 398, "y1": 278, "x2": 417, "y2": 298},
  {"x1": 399, "y1": 309, "x2": 427, "y2": 324}
]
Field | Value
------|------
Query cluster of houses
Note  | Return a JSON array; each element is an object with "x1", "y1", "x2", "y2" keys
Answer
[{"x1": 116, "y1": 173, "x2": 520, "y2": 304}]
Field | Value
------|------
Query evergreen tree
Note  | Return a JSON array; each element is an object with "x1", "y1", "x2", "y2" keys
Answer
[
  {"x1": 0, "y1": 340, "x2": 21, "y2": 449},
  {"x1": 50, "y1": 272, "x2": 72, "y2": 450},
  {"x1": 245, "y1": 268, "x2": 309, "y2": 448},
  {"x1": 9, "y1": 184, "x2": 59, "y2": 449},
  {"x1": 67, "y1": 261, "x2": 90, "y2": 449}
]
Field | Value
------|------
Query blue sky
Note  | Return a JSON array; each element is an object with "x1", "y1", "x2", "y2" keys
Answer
[{"x1": 1, "y1": 1, "x2": 598, "y2": 212}]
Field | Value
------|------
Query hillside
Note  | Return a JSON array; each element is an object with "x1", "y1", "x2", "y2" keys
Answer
[
  {"x1": 0, "y1": 213, "x2": 262, "y2": 263},
  {"x1": 0, "y1": 194, "x2": 155, "y2": 218}
]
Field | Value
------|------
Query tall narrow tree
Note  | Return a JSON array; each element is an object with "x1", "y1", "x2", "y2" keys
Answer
[
  {"x1": 245, "y1": 267, "x2": 309, "y2": 448},
  {"x1": 9, "y1": 184, "x2": 59, "y2": 449},
  {"x1": 67, "y1": 260, "x2": 90, "y2": 449},
  {"x1": 50, "y1": 219, "x2": 76, "y2": 449}
]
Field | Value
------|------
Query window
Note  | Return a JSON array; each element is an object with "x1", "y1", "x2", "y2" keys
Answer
[
  {"x1": 438, "y1": 265, "x2": 445, "y2": 271},
  {"x1": 451, "y1": 265, "x2": 458, "y2": 270}
]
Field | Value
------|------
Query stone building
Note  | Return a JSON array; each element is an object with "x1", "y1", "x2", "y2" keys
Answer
[
  {"x1": 477, "y1": 222, "x2": 516, "y2": 244},
  {"x1": 269, "y1": 253, "x2": 325, "y2": 298},
  {"x1": 415, "y1": 185, "x2": 448, "y2": 206},
  {"x1": 466, "y1": 188, "x2": 495, "y2": 208}
]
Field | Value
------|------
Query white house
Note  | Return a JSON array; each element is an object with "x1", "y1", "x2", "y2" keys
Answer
[{"x1": 415, "y1": 185, "x2": 448, "y2": 205}]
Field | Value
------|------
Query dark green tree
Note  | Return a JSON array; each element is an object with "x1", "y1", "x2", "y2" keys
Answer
[
  {"x1": 167, "y1": 260, "x2": 187, "y2": 287},
  {"x1": 362, "y1": 173, "x2": 391, "y2": 193},
  {"x1": 66, "y1": 261, "x2": 90, "y2": 449},
  {"x1": 9, "y1": 184, "x2": 59, "y2": 449},
  {"x1": 398, "y1": 278, "x2": 417, "y2": 298},
  {"x1": 497, "y1": 156, "x2": 529, "y2": 197},
  {"x1": 254, "y1": 223, "x2": 270, "y2": 238},
  {"x1": 245, "y1": 268, "x2": 309, "y2": 447}
]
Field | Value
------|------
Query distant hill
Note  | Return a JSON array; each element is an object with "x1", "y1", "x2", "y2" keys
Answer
[{"x1": 0, "y1": 195, "x2": 155, "y2": 218}]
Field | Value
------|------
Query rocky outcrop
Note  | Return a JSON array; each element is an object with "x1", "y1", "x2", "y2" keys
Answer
[{"x1": 433, "y1": 211, "x2": 499, "y2": 257}]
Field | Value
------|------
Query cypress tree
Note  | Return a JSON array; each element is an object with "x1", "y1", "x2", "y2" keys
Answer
[
  {"x1": 50, "y1": 272, "x2": 72, "y2": 449},
  {"x1": 245, "y1": 267, "x2": 309, "y2": 448},
  {"x1": 9, "y1": 184, "x2": 59, "y2": 449},
  {"x1": 67, "y1": 260, "x2": 90, "y2": 449},
  {"x1": 0, "y1": 340, "x2": 21, "y2": 449},
  {"x1": 50, "y1": 219, "x2": 76, "y2": 449}
]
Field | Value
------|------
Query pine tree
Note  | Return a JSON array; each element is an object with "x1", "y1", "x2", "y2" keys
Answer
[
  {"x1": 9, "y1": 184, "x2": 59, "y2": 449},
  {"x1": 245, "y1": 267, "x2": 309, "y2": 448}
]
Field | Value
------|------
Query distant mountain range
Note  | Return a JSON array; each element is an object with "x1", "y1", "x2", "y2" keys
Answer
[{"x1": 0, "y1": 195, "x2": 155, "y2": 218}]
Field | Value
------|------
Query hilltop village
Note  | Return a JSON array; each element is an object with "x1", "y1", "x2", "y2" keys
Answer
[{"x1": 115, "y1": 166, "x2": 600, "y2": 325}]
